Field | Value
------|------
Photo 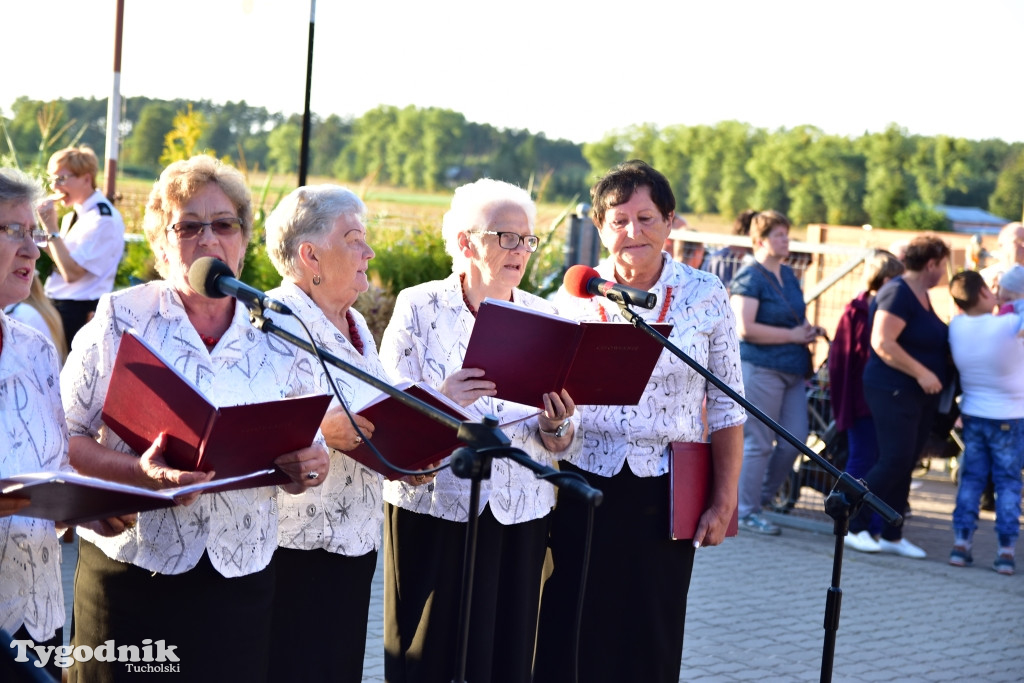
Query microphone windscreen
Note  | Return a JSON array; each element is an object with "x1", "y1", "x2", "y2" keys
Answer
[
  {"x1": 564, "y1": 264, "x2": 599, "y2": 299},
  {"x1": 188, "y1": 256, "x2": 232, "y2": 299}
]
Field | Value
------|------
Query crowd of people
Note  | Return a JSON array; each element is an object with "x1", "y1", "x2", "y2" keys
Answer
[{"x1": 1, "y1": 149, "x2": 1020, "y2": 682}]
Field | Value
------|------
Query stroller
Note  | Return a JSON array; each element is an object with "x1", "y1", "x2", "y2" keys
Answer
[{"x1": 769, "y1": 351, "x2": 848, "y2": 512}]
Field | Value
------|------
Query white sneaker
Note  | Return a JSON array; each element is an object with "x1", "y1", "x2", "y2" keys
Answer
[
  {"x1": 878, "y1": 538, "x2": 927, "y2": 559},
  {"x1": 844, "y1": 530, "x2": 881, "y2": 553}
]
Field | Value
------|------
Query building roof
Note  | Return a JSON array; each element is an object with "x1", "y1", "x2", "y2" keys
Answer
[{"x1": 936, "y1": 205, "x2": 1011, "y2": 234}]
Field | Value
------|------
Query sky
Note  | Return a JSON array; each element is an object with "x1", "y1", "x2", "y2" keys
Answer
[{"x1": 4, "y1": 0, "x2": 1024, "y2": 146}]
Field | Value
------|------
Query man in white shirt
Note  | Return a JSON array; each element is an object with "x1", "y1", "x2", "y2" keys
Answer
[{"x1": 37, "y1": 146, "x2": 125, "y2": 349}]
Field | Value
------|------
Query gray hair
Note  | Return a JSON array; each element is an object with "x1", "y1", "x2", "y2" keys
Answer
[
  {"x1": 266, "y1": 184, "x2": 367, "y2": 281},
  {"x1": 441, "y1": 179, "x2": 536, "y2": 274},
  {"x1": 0, "y1": 168, "x2": 44, "y2": 208}
]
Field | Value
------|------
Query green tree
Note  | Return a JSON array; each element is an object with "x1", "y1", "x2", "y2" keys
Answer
[
  {"x1": 812, "y1": 135, "x2": 867, "y2": 225},
  {"x1": 161, "y1": 104, "x2": 206, "y2": 166},
  {"x1": 266, "y1": 119, "x2": 302, "y2": 175},
  {"x1": 892, "y1": 201, "x2": 951, "y2": 231},
  {"x1": 908, "y1": 135, "x2": 970, "y2": 206},
  {"x1": 860, "y1": 124, "x2": 913, "y2": 227},
  {"x1": 126, "y1": 102, "x2": 174, "y2": 170},
  {"x1": 419, "y1": 108, "x2": 464, "y2": 191},
  {"x1": 989, "y1": 149, "x2": 1024, "y2": 221},
  {"x1": 310, "y1": 113, "x2": 350, "y2": 177}
]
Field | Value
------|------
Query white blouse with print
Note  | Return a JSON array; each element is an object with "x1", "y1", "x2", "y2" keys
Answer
[
  {"x1": 379, "y1": 273, "x2": 577, "y2": 524},
  {"x1": 0, "y1": 314, "x2": 68, "y2": 640},
  {"x1": 554, "y1": 254, "x2": 746, "y2": 477},
  {"x1": 268, "y1": 281, "x2": 387, "y2": 556},
  {"x1": 62, "y1": 281, "x2": 320, "y2": 577}
]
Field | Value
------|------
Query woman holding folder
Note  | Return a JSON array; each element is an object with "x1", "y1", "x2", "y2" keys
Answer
[
  {"x1": 534, "y1": 160, "x2": 746, "y2": 683},
  {"x1": 0, "y1": 167, "x2": 68, "y2": 681},
  {"x1": 379, "y1": 178, "x2": 578, "y2": 683},
  {"x1": 263, "y1": 184, "x2": 388, "y2": 683},
  {"x1": 60, "y1": 156, "x2": 328, "y2": 683}
]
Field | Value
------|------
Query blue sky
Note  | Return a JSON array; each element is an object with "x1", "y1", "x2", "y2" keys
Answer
[{"x1": 5, "y1": 0, "x2": 1023, "y2": 145}]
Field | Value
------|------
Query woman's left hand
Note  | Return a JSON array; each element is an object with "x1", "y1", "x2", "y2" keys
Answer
[
  {"x1": 275, "y1": 443, "x2": 330, "y2": 494},
  {"x1": 693, "y1": 504, "x2": 735, "y2": 548}
]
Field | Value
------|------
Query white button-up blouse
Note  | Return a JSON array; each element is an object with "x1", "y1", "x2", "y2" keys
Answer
[
  {"x1": 379, "y1": 273, "x2": 576, "y2": 524},
  {"x1": 61, "y1": 281, "x2": 320, "y2": 577},
  {"x1": 554, "y1": 254, "x2": 746, "y2": 478},
  {"x1": 268, "y1": 281, "x2": 387, "y2": 556},
  {"x1": 0, "y1": 313, "x2": 68, "y2": 641}
]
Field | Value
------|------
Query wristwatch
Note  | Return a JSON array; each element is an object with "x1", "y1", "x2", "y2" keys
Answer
[
  {"x1": 541, "y1": 418, "x2": 572, "y2": 438},
  {"x1": 46, "y1": 232, "x2": 61, "y2": 242}
]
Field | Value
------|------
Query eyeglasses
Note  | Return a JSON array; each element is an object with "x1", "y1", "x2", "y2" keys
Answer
[
  {"x1": 470, "y1": 230, "x2": 539, "y2": 252},
  {"x1": 48, "y1": 174, "x2": 78, "y2": 186},
  {"x1": 0, "y1": 222, "x2": 48, "y2": 247},
  {"x1": 166, "y1": 217, "x2": 244, "y2": 240}
]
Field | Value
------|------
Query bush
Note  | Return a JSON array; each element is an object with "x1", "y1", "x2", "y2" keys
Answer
[{"x1": 892, "y1": 202, "x2": 951, "y2": 232}]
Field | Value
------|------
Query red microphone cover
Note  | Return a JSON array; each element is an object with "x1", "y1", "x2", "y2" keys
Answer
[{"x1": 564, "y1": 264, "x2": 599, "y2": 299}]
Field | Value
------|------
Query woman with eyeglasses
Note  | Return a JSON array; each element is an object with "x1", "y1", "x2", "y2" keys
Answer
[
  {"x1": 36, "y1": 146, "x2": 125, "y2": 349},
  {"x1": 0, "y1": 168, "x2": 69, "y2": 681},
  {"x1": 60, "y1": 155, "x2": 329, "y2": 683},
  {"x1": 378, "y1": 178, "x2": 578, "y2": 683}
]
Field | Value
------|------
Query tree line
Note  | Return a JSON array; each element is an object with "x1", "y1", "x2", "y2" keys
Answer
[{"x1": 4, "y1": 96, "x2": 1023, "y2": 227}]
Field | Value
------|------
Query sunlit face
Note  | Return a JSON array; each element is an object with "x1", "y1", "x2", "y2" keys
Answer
[
  {"x1": 0, "y1": 201, "x2": 41, "y2": 308},
  {"x1": 464, "y1": 203, "x2": 533, "y2": 289},
  {"x1": 1001, "y1": 225, "x2": 1024, "y2": 266},
  {"x1": 163, "y1": 183, "x2": 247, "y2": 294},
  {"x1": 310, "y1": 212, "x2": 374, "y2": 304},
  {"x1": 978, "y1": 284, "x2": 998, "y2": 311},
  {"x1": 759, "y1": 225, "x2": 790, "y2": 259},
  {"x1": 922, "y1": 257, "x2": 948, "y2": 289},
  {"x1": 47, "y1": 163, "x2": 92, "y2": 206},
  {"x1": 597, "y1": 185, "x2": 671, "y2": 272}
]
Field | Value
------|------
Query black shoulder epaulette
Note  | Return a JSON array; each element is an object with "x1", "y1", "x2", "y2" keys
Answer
[{"x1": 96, "y1": 202, "x2": 112, "y2": 216}]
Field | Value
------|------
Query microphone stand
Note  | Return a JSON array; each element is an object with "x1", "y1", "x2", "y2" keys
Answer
[
  {"x1": 613, "y1": 301, "x2": 900, "y2": 683},
  {"x1": 246, "y1": 309, "x2": 603, "y2": 683}
]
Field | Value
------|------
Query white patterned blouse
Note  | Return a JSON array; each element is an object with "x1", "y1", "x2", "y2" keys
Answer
[
  {"x1": 553, "y1": 253, "x2": 746, "y2": 477},
  {"x1": 379, "y1": 273, "x2": 577, "y2": 524},
  {"x1": 268, "y1": 281, "x2": 387, "y2": 556},
  {"x1": 61, "y1": 281, "x2": 320, "y2": 578},
  {"x1": 0, "y1": 313, "x2": 68, "y2": 640}
]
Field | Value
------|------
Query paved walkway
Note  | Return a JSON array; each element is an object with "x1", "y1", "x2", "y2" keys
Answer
[{"x1": 59, "y1": 464, "x2": 1024, "y2": 681}]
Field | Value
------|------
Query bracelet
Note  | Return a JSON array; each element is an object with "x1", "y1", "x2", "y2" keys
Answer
[{"x1": 47, "y1": 232, "x2": 61, "y2": 242}]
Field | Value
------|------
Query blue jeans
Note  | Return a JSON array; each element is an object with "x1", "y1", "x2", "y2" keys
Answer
[
  {"x1": 844, "y1": 415, "x2": 883, "y2": 537},
  {"x1": 953, "y1": 415, "x2": 1024, "y2": 549}
]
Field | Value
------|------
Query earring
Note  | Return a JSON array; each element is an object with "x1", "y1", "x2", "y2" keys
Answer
[{"x1": 312, "y1": 273, "x2": 321, "y2": 286}]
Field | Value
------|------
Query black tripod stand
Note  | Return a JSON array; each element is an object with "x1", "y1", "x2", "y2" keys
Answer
[
  {"x1": 248, "y1": 311, "x2": 603, "y2": 683},
  {"x1": 614, "y1": 302, "x2": 900, "y2": 683}
]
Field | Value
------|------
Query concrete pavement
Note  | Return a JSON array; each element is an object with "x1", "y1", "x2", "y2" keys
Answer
[{"x1": 59, "y1": 463, "x2": 1024, "y2": 682}]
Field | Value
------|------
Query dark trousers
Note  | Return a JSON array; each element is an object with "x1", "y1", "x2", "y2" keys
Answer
[
  {"x1": 50, "y1": 298, "x2": 98, "y2": 349},
  {"x1": 534, "y1": 462, "x2": 695, "y2": 683},
  {"x1": 851, "y1": 384, "x2": 939, "y2": 540},
  {"x1": 383, "y1": 505, "x2": 548, "y2": 683},
  {"x1": 0, "y1": 626, "x2": 62, "y2": 682},
  {"x1": 269, "y1": 547, "x2": 377, "y2": 683},
  {"x1": 69, "y1": 540, "x2": 275, "y2": 683}
]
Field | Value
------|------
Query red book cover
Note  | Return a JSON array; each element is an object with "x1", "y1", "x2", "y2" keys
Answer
[
  {"x1": 101, "y1": 330, "x2": 331, "y2": 489},
  {"x1": 670, "y1": 441, "x2": 739, "y2": 540},
  {"x1": 462, "y1": 299, "x2": 671, "y2": 408}
]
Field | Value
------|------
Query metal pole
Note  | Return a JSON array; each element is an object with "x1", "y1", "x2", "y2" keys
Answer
[
  {"x1": 103, "y1": 0, "x2": 124, "y2": 202},
  {"x1": 298, "y1": 0, "x2": 316, "y2": 187}
]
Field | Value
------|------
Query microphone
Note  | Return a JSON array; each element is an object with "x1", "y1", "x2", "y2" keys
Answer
[
  {"x1": 563, "y1": 264, "x2": 657, "y2": 310},
  {"x1": 188, "y1": 256, "x2": 292, "y2": 315}
]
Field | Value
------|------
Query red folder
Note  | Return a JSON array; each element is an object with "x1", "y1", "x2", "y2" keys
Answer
[
  {"x1": 462, "y1": 299, "x2": 671, "y2": 408},
  {"x1": 101, "y1": 330, "x2": 332, "y2": 489},
  {"x1": 670, "y1": 441, "x2": 739, "y2": 540}
]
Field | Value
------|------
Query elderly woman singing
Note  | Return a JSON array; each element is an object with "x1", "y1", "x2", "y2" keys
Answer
[
  {"x1": 379, "y1": 178, "x2": 578, "y2": 683},
  {"x1": 263, "y1": 184, "x2": 387, "y2": 683},
  {"x1": 60, "y1": 156, "x2": 328, "y2": 683}
]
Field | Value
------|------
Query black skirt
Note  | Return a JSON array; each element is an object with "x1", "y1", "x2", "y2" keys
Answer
[{"x1": 69, "y1": 539, "x2": 275, "y2": 683}]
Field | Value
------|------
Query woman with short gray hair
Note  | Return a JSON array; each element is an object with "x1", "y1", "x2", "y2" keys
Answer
[{"x1": 265, "y1": 184, "x2": 388, "y2": 683}]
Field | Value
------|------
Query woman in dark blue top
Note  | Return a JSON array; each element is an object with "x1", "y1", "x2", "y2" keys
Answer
[
  {"x1": 846, "y1": 235, "x2": 951, "y2": 559},
  {"x1": 730, "y1": 210, "x2": 825, "y2": 535}
]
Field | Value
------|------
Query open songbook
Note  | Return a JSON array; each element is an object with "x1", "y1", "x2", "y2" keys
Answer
[
  {"x1": 101, "y1": 330, "x2": 332, "y2": 487},
  {"x1": 462, "y1": 298, "x2": 672, "y2": 407},
  {"x1": 346, "y1": 381, "x2": 538, "y2": 479},
  {"x1": 0, "y1": 469, "x2": 279, "y2": 525}
]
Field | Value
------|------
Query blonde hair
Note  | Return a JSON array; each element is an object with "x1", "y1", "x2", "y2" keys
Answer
[
  {"x1": 47, "y1": 146, "x2": 100, "y2": 190},
  {"x1": 18, "y1": 275, "x2": 68, "y2": 363}
]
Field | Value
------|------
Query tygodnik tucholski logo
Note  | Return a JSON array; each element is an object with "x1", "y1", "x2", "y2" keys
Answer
[{"x1": 10, "y1": 638, "x2": 181, "y2": 672}]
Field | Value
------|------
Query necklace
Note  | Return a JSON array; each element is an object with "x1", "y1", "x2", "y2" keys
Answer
[
  {"x1": 199, "y1": 333, "x2": 220, "y2": 348},
  {"x1": 346, "y1": 310, "x2": 365, "y2": 355},
  {"x1": 598, "y1": 284, "x2": 673, "y2": 323},
  {"x1": 460, "y1": 272, "x2": 512, "y2": 317}
]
